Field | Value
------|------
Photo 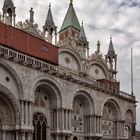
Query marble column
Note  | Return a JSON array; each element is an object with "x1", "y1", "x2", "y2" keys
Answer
[
  {"x1": 116, "y1": 121, "x2": 120, "y2": 138},
  {"x1": 94, "y1": 116, "x2": 96, "y2": 133},
  {"x1": 62, "y1": 109, "x2": 64, "y2": 129},
  {"x1": 56, "y1": 135, "x2": 59, "y2": 140},
  {"x1": 96, "y1": 117, "x2": 99, "y2": 133},
  {"x1": 62, "y1": 135, "x2": 65, "y2": 140},
  {"x1": 34, "y1": 123, "x2": 37, "y2": 140},
  {"x1": 58, "y1": 109, "x2": 61, "y2": 129},
  {"x1": 27, "y1": 133, "x2": 31, "y2": 140},
  {"x1": 68, "y1": 135, "x2": 72, "y2": 140},
  {"x1": 56, "y1": 110, "x2": 59, "y2": 129},
  {"x1": 51, "y1": 110, "x2": 53, "y2": 129},
  {"x1": 16, "y1": 131, "x2": 19, "y2": 140},
  {"x1": 90, "y1": 115, "x2": 94, "y2": 134},
  {"x1": 88, "y1": 116, "x2": 90, "y2": 132},
  {"x1": 46, "y1": 126, "x2": 50, "y2": 140},
  {"x1": 98, "y1": 117, "x2": 101, "y2": 133},
  {"x1": 69, "y1": 110, "x2": 72, "y2": 130},
  {"x1": 29, "y1": 102, "x2": 32, "y2": 126},
  {"x1": 66, "y1": 110, "x2": 68, "y2": 130},
  {"x1": 25, "y1": 102, "x2": 28, "y2": 125},
  {"x1": 21, "y1": 101, "x2": 24, "y2": 125},
  {"x1": 96, "y1": 116, "x2": 98, "y2": 133},
  {"x1": 99, "y1": 117, "x2": 101, "y2": 133},
  {"x1": 40, "y1": 125, "x2": 42, "y2": 140},
  {"x1": 22, "y1": 132, "x2": 25, "y2": 140},
  {"x1": 2, "y1": 131, "x2": 6, "y2": 140}
]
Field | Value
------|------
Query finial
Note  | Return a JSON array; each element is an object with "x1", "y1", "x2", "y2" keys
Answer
[
  {"x1": 49, "y1": 3, "x2": 51, "y2": 8},
  {"x1": 70, "y1": 0, "x2": 73, "y2": 4},
  {"x1": 81, "y1": 20, "x2": 83, "y2": 26},
  {"x1": 97, "y1": 41, "x2": 100, "y2": 54},
  {"x1": 110, "y1": 35, "x2": 112, "y2": 40}
]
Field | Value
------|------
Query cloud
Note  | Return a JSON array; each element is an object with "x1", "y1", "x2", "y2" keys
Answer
[{"x1": 0, "y1": 0, "x2": 140, "y2": 130}]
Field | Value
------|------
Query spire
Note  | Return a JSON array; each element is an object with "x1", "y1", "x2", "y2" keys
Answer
[
  {"x1": 77, "y1": 21, "x2": 89, "y2": 59},
  {"x1": 44, "y1": 3, "x2": 55, "y2": 27},
  {"x1": 43, "y1": 4, "x2": 57, "y2": 44},
  {"x1": 70, "y1": 0, "x2": 73, "y2": 4},
  {"x1": 60, "y1": 1, "x2": 80, "y2": 32},
  {"x1": 107, "y1": 36, "x2": 116, "y2": 56},
  {"x1": 79, "y1": 21, "x2": 87, "y2": 41},
  {"x1": 2, "y1": 0, "x2": 16, "y2": 26},
  {"x1": 3, "y1": 0, "x2": 15, "y2": 12},
  {"x1": 106, "y1": 37, "x2": 117, "y2": 80}
]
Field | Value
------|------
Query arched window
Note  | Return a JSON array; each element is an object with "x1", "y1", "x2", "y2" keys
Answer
[
  {"x1": 33, "y1": 113, "x2": 47, "y2": 140},
  {"x1": 73, "y1": 136, "x2": 78, "y2": 140}
]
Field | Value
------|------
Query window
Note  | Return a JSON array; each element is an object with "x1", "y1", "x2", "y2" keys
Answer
[
  {"x1": 33, "y1": 113, "x2": 47, "y2": 140},
  {"x1": 73, "y1": 136, "x2": 78, "y2": 140},
  {"x1": 41, "y1": 45, "x2": 49, "y2": 53}
]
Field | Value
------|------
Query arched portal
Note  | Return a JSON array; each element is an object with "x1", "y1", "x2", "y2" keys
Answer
[
  {"x1": 33, "y1": 79, "x2": 62, "y2": 140},
  {"x1": 33, "y1": 113, "x2": 47, "y2": 140},
  {"x1": 101, "y1": 99, "x2": 120, "y2": 138},
  {"x1": 72, "y1": 93, "x2": 92, "y2": 133}
]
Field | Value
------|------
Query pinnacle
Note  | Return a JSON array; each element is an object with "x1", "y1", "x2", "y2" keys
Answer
[{"x1": 60, "y1": 1, "x2": 80, "y2": 32}]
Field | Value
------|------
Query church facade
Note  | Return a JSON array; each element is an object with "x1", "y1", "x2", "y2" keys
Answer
[{"x1": 0, "y1": 0, "x2": 137, "y2": 140}]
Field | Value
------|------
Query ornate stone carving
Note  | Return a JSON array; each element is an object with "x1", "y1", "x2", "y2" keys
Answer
[
  {"x1": 90, "y1": 42, "x2": 108, "y2": 69},
  {"x1": 16, "y1": 8, "x2": 45, "y2": 40}
]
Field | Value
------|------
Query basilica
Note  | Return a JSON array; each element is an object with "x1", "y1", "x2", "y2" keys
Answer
[{"x1": 0, "y1": 0, "x2": 137, "y2": 140}]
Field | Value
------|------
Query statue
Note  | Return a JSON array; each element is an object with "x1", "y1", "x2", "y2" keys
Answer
[{"x1": 29, "y1": 7, "x2": 34, "y2": 24}]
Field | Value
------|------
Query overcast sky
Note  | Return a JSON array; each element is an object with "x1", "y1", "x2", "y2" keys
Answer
[{"x1": 0, "y1": 0, "x2": 140, "y2": 130}]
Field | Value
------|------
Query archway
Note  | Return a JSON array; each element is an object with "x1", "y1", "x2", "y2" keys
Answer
[
  {"x1": 72, "y1": 93, "x2": 92, "y2": 133},
  {"x1": 101, "y1": 99, "x2": 120, "y2": 138},
  {"x1": 33, "y1": 79, "x2": 62, "y2": 140}
]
